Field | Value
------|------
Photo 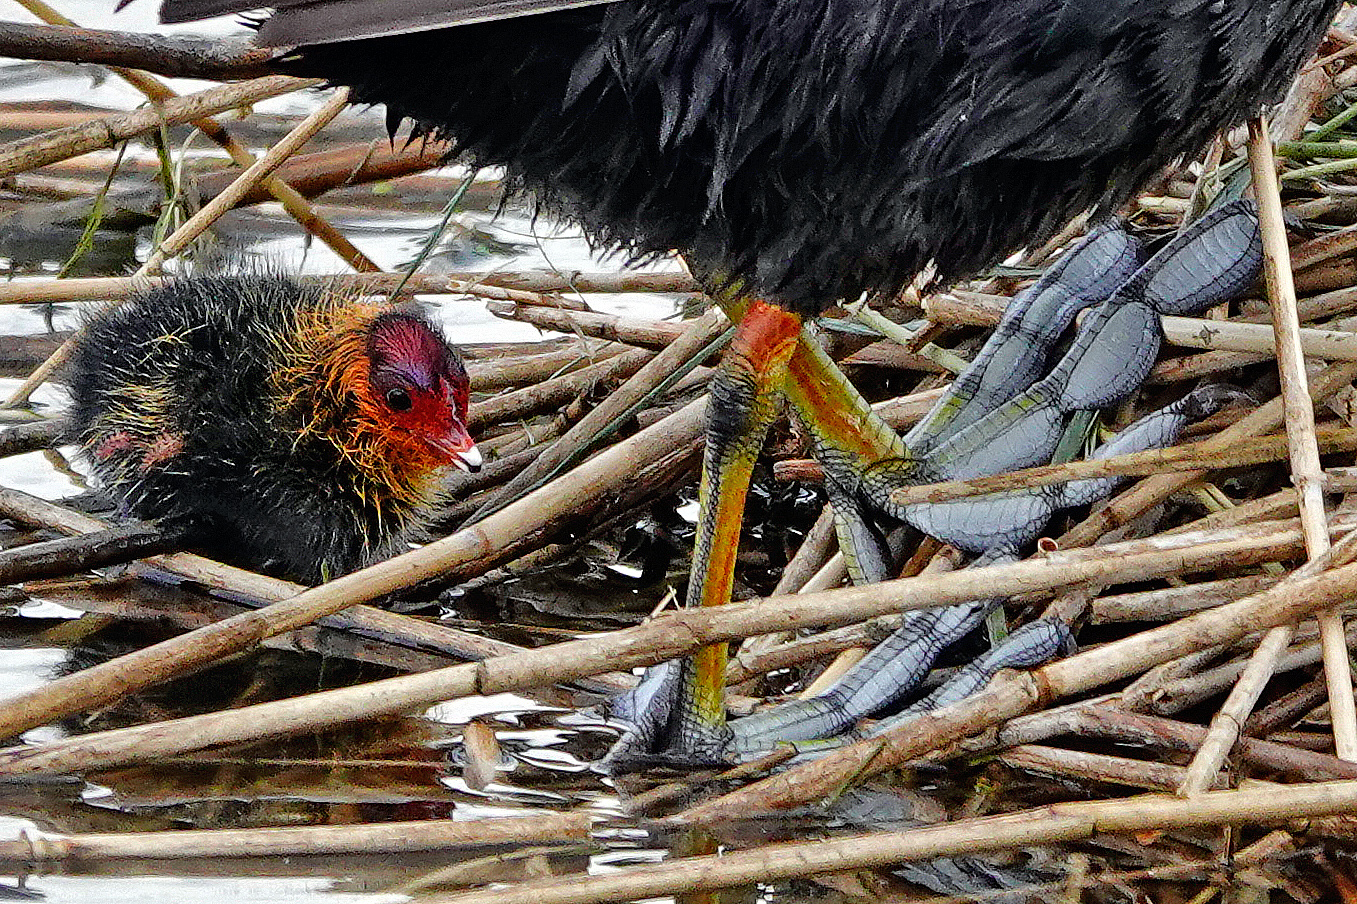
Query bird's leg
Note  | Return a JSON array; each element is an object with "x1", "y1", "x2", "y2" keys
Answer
[
  {"x1": 725, "y1": 202, "x2": 1264, "y2": 761},
  {"x1": 783, "y1": 327, "x2": 908, "y2": 585},
  {"x1": 606, "y1": 299, "x2": 801, "y2": 766}
]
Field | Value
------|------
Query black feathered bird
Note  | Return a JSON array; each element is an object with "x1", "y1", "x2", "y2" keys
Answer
[{"x1": 145, "y1": 0, "x2": 1341, "y2": 761}]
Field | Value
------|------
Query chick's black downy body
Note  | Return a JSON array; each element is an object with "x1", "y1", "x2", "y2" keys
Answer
[
  {"x1": 68, "y1": 277, "x2": 474, "y2": 583},
  {"x1": 282, "y1": 0, "x2": 1339, "y2": 313}
]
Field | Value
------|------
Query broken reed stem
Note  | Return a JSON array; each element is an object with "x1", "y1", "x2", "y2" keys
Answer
[
  {"x1": 0, "y1": 21, "x2": 275, "y2": 80},
  {"x1": 1092, "y1": 573, "x2": 1281, "y2": 622},
  {"x1": 0, "y1": 271, "x2": 696, "y2": 305},
  {"x1": 426, "y1": 780, "x2": 1357, "y2": 904},
  {"x1": 0, "y1": 417, "x2": 66, "y2": 458},
  {"x1": 3, "y1": 87, "x2": 351, "y2": 409},
  {"x1": 0, "y1": 74, "x2": 318, "y2": 180},
  {"x1": 14, "y1": 0, "x2": 379, "y2": 273},
  {"x1": 0, "y1": 520, "x2": 193, "y2": 584},
  {"x1": 884, "y1": 426, "x2": 1357, "y2": 507},
  {"x1": 1243, "y1": 116, "x2": 1356, "y2": 765},
  {"x1": 0, "y1": 518, "x2": 1322, "y2": 776},
  {"x1": 674, "y1": 521, "x2": 1357, "y2": 822},
  {"x1": 0, "y1": 399, "x2": 705, "y2": 746},
  {"x1": 468, "y1": 345, "x2": 656, "y2": 432},
  {"x1": 1, "y1": 813, "x2": 590, "y2": 864},
  {"x1": 997, "y1": 744, "x2": 1198, "y2": 793},
  {"x1": 1058, "y1": 359, "x2": 1357, "y2": 549},
  {"x1": 932, "y1": 295, "x2": 1357, "y2": 362},
  {"x1": 473, "y1": 307, "x2": 730, "y2": 519},
  {"x1": 143, "y1": 88, "x2": 353, "y2": 271},
  {"x1": 487, "y1": 302, "x2": 688, "y2": 348}
]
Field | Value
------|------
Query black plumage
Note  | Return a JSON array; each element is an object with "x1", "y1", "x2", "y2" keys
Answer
[
  {"x1": 253, "y1": 0, "x2": 1342, "y2": 313},
  {"x1": 67, "y1": 277, "x2": 476, "y2": 583}
]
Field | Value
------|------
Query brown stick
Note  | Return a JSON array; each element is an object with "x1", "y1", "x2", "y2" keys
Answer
[
  {"x1": 0, "y1": 417, "x2": 65, "y2": 458},
  {"x1": 884, "y1": 426, "x2": 1357, "y2": 508},
  {"x1": 0, "y1": 270, "x2": 696, "y2": 306},
  {"x1": 488, "y1": 302, "x2": 686, "y2": 348},
  {"x1": 0, "y1": 75, "x2": 319, "y2": 180},
  {"x1": 2, "y1": 813, "x2": 590, "y2": 864},
  {"x1": 1198, "y1": 117, "x2": 1357, "y2": 779},
  {"x1": 0, "y1": 20, "x2": 275, "y2": 80}
]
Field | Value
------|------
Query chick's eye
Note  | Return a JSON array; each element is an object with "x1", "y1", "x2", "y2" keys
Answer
[{"x1": 385, "y1": 388, "x2": 413, "y2": 412}]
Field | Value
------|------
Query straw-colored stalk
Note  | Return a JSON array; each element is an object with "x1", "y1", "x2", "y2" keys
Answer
[
  {"x1": 0, "y1": 75, "x2": 318, "y2": 180},
  {"x1": 1, "y1": 813, "x2": 589, "y2": 864}
]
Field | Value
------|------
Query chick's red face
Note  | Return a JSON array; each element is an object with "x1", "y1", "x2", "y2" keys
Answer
[{"x1": 367, "y1": 314, "x2": 480, "y2": 472}]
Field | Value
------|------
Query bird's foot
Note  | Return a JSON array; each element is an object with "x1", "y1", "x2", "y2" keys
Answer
[{"x1": 601, "y1": 658, "x2": 733, "y2": 771}]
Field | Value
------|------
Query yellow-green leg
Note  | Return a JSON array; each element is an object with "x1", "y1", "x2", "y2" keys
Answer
[{"x1": 608, "y1": 298, "x2": 920, "y2": 765}]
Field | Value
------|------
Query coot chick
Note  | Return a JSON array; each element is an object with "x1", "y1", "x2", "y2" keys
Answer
[{"x1": 67, "y1": 276, "x2": 480, "y2": 583}]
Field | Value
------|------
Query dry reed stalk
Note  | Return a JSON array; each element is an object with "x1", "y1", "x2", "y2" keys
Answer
[
  {"x1": 885, "y1": 426, "x2": 1357, "y2": 509},
  {"x1": 1159, "y1": 315, "x2": 1357, "y2": 358},
  {"x1": 466, "y1": 343, "x2": 629, "y2": 393},
  {"x1": 142, "y1": 90, "x2": 353, "y2": 271},
  {"x1": 0, "y1": 418, "x2": 65, "y2": 458},
  {"x1": 14, "y1": 0, "x2": 380, "y2": 273},
  {"x1": 726, "y1": 622, "x2": 875, "y2": 686},
  {"x1": 997, "y1": 744, "x2": 1200, "y2": 792},
  {"x1": 1162, "y1": 488, "x2": 1301, "y2": 536},
  {"x1": 1176, "y1": 121, "x2": 1357, "y2": 793},
  {"x1": 0, "y1": 813, "x2": 590, "y2": 864},
  {"x1": 0, "y1": 399, "x2": 704, "y2": 747},
  {"x1": 0, "y1": 520, "x2": 191, "y2": 584},
  {"x1": 0, "y1": 519, "x2": 1317, "y2": 776},
  {"x1": 0, "y1": 270, "x2": 695, "y2": 306},
  {"x1": 0, "y1": 20, "x2": 273, "y2": 79},
  {"x1": 0, "y1": 485, "x2": 628, "y2": 685},
  {"x1": 0, "y1": 74, "x2": 318, "y2": 180},
  {"x1": 771, "y1": 505, "x2": 838, "y2": 593},
  {"x1": 487, "y1": 301, "x2": 687, "y2": 348},
  {"x1": 1248, "y1": 118, "x2": 1355, "y2": 766},
  {"x1": 930, "y1": 293, "x2": 1357, "y2": 361},
  {"x1": 674, "y1": 522, "x2": 1357, "y2": 821},
  {"x1": 468, "y1": 346, "x2": 655, "y2": 432},
  {"x1": 1247, "y1": 677, "x2": 1330, "y2": 736},
  {"x1": 1007, "y1": 704, "x2": 1357, "y2": 784},
  {"x1": 428, "y1": 780, "x2": 1357, "y2": 904},
  {"x1": 1092, "y1": 574, "x2": 1282, "y2": 622},
  {"x1": 1144, "y1": 621, "x2": 1357, "y2": 715},
  {"x1": 474, "y1": 308, "x2": 729, "y2": 519}
]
